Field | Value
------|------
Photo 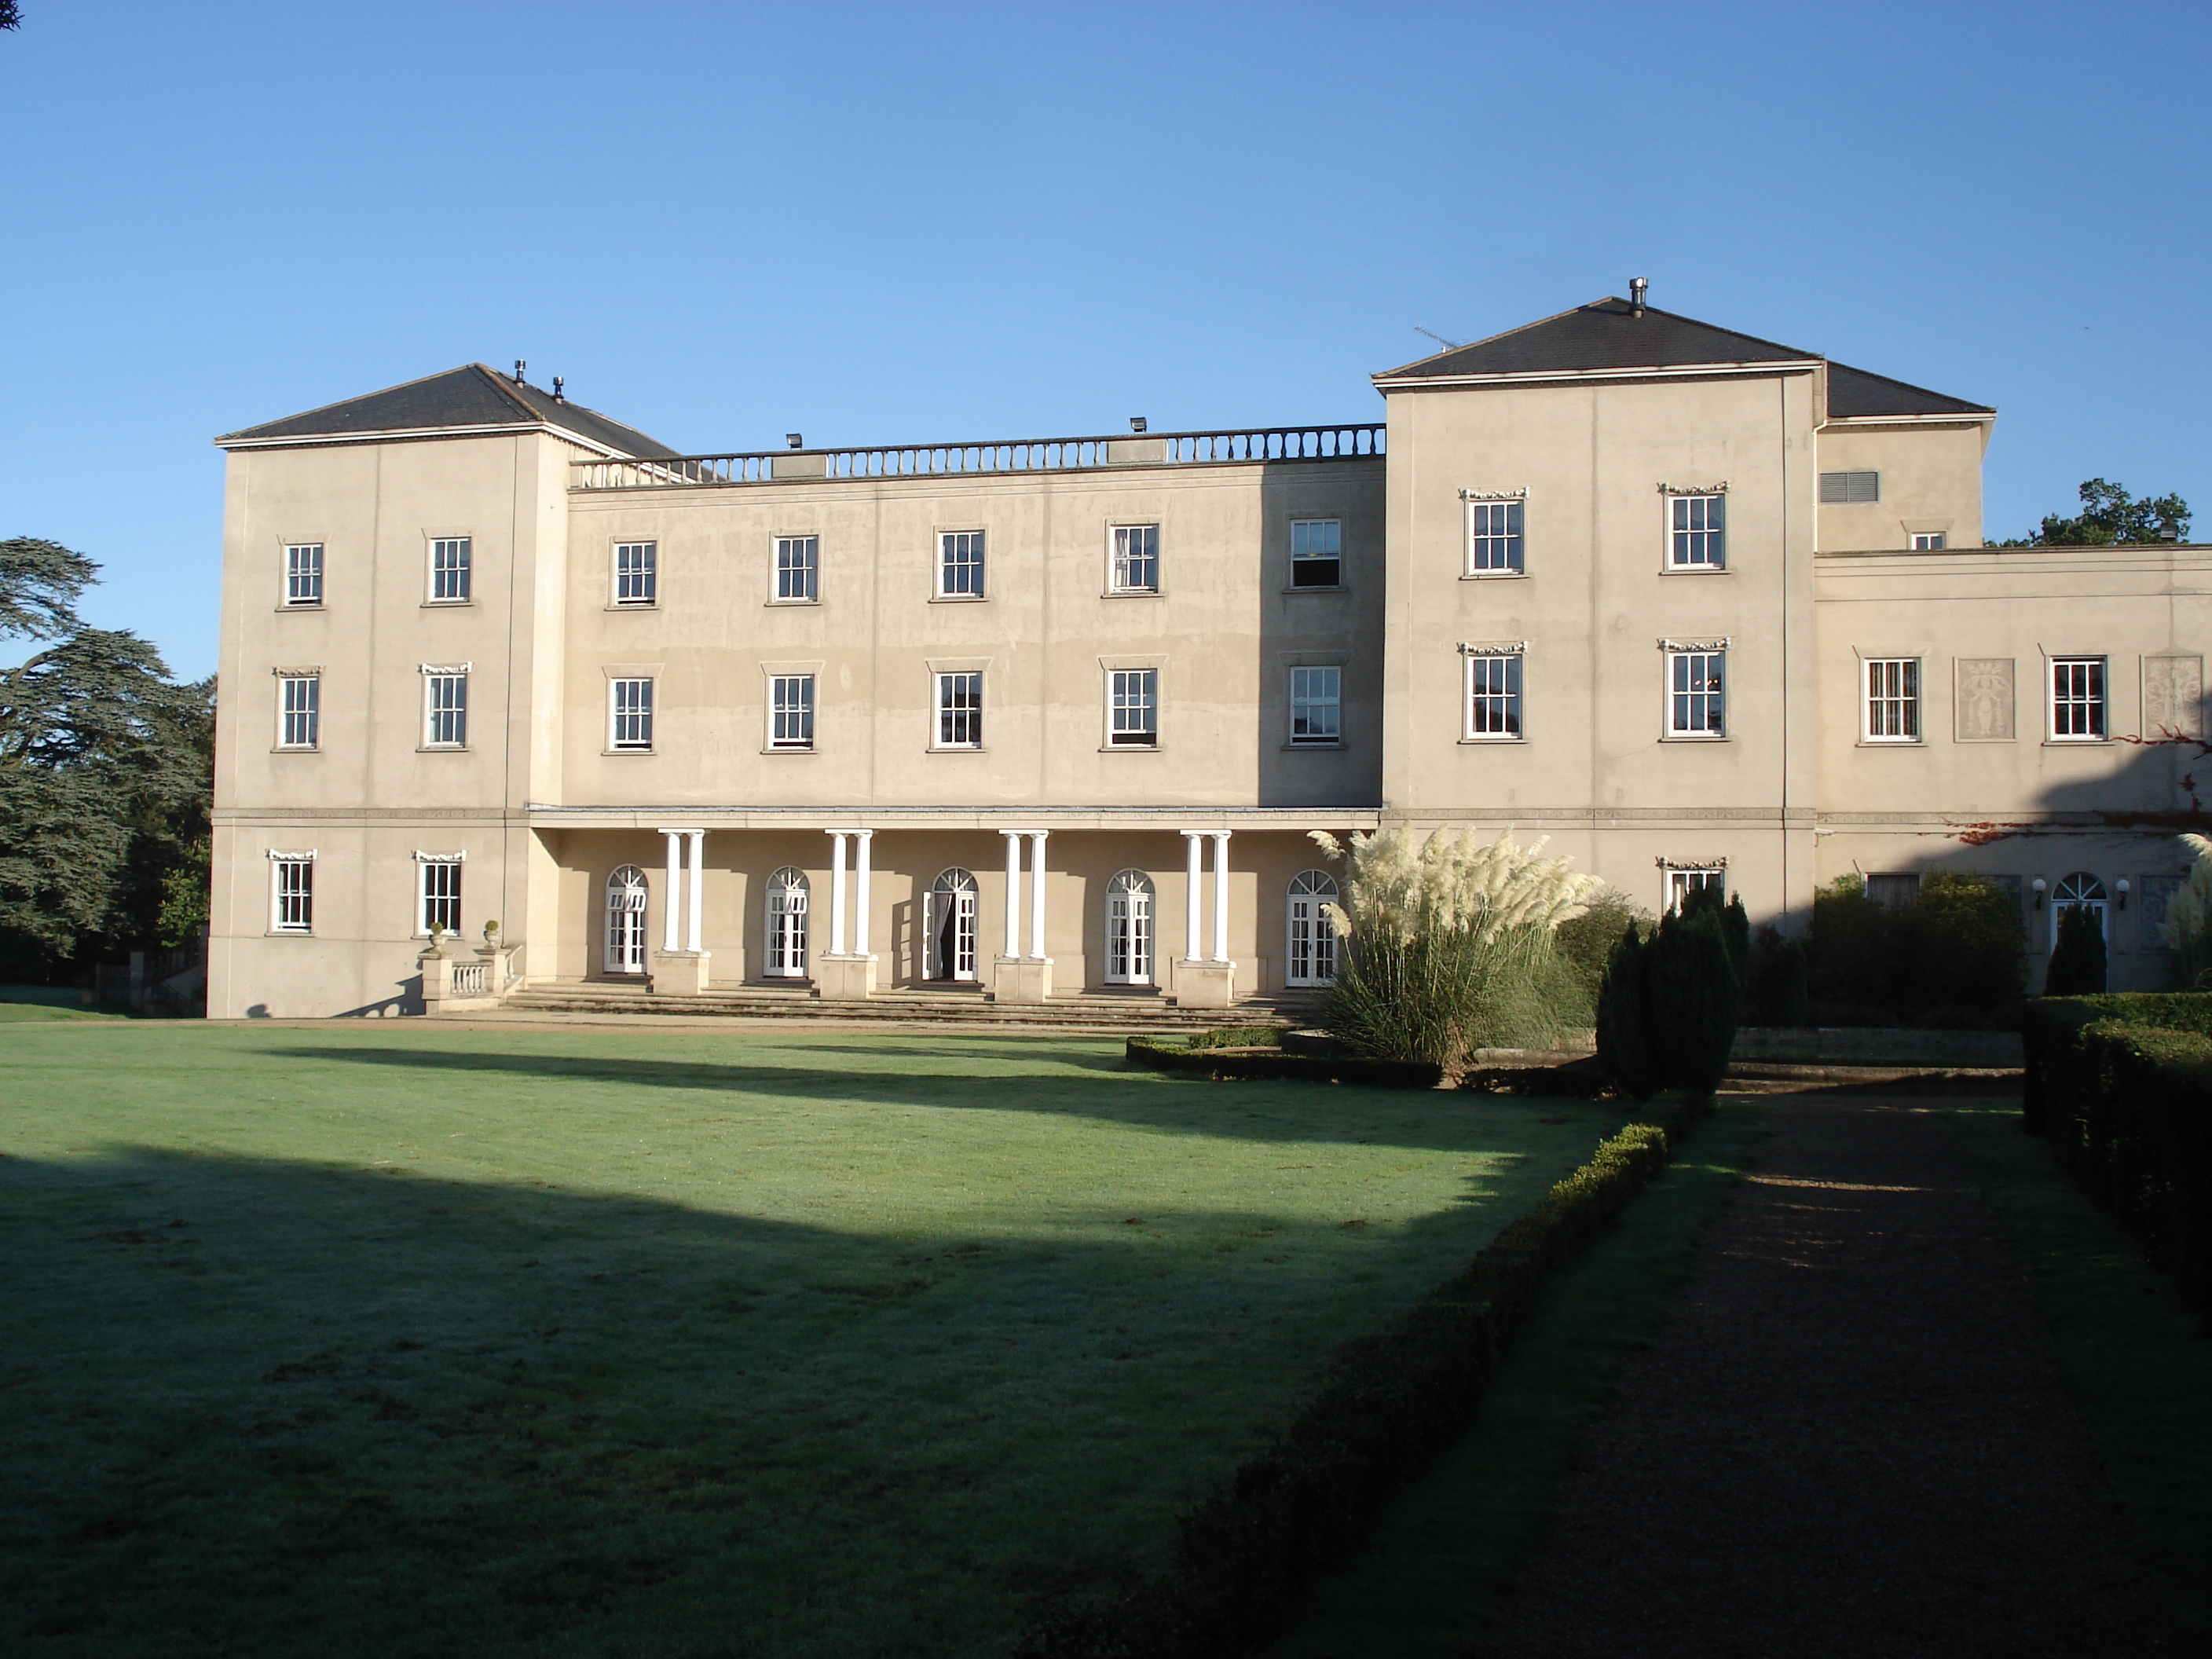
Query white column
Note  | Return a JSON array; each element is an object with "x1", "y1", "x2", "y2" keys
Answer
[
  {"x1": 1210, "y1": 831, "x2": 1232, "y2": 963},
  {"x1": 685, "y1": 830, "x2": 705, "y2": 953},
  {"x1": 1002, "y1": 831, "x2": 1023, "y2": 958},
  {"x1": 1027, "y1": 830, "x2": 1049, "y2": 959},
  {"x1": 661, "y1": 830, "x2": 682, "y2": 953},
  {"x1": 1182, "y1": 831, "x2": 1203, "y2": 961},
  {"x1": 828, "y1": 831, "x2": 849, "y2": 957},
  {"x1": 854, "y1": 830, "x2": 873, "y2": 956}
]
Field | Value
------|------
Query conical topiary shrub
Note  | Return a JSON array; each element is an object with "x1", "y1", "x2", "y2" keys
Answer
[
  {"x1": 2044, "y1": 902, "x2": 2108, "y2": 995},
  {"x1": 1645, "y1": 906, "x2": 1741, "y2": 1097},
  {"x1": 1595, "y1": 923, "x2": 1660, "y2": 1099}
]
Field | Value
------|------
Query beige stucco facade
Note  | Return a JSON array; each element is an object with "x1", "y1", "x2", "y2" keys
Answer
[{"x1": 207, "y1": 313, "x2": 2209, "y2": 1016}]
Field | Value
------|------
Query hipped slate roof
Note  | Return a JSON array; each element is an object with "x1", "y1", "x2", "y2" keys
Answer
[
  {"x1": 1375, "y1": 298, "x2": 1993, "y2": 420},
  {"x1": 216, "y1": 364, "x2": 681, "y2": 457}
]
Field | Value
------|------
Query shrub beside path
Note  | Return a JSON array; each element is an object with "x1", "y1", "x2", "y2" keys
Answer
[{"x1": 1485, "y1": 1093, "x2": 2155, "y2": 1658}]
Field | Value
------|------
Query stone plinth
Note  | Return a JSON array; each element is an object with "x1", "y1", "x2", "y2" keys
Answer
[
  {"x1": 650, "y1": 950, "x2": 712, "y2": 996},
  {"x1": 814, "y1": 954, "x2": 878, "y2": 1000},
  {"x1": 1173, "y1": 960, "x2": 1236, "y2": 1009},
  {"x1": 992, "y1": 957, "x2": 1053, "y2": 1004}
]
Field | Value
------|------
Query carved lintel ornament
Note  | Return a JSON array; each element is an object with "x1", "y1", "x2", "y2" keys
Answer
[
  {"x1": 1657, "y1": 481, "x2": 1729, "y2": 496},
  {"x1": 1657, "y1": 637, "x2": 1730, "y2": 654},
  {"x1": 1458, "y1": 639, "x2": 1527, "y2": 656},
  {"x1": 1459, "y1": 487, "x2": 1529, "y2": 502}
]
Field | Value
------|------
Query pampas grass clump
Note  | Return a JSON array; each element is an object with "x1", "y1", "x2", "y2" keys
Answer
[
  {"x1": 2163, "y1": 833, "x2": 2212, "y2": 991},
  {"x1": 1310, "y1": 826, "x2": 1600, "y2": 1068}
]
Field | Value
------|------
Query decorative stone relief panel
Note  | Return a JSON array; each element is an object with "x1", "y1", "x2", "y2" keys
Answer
[
  {"x1": 2142, "y1": 655, "x2": 2204, "y2": 738},
  {"x1": 1954, "y1": 657, "x2": 2015, "y2": 742}
]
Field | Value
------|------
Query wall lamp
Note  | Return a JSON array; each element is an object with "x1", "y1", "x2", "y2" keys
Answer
[
  {"x1": 2031, "y1": 877, "x2": 2047, "y2": 910},
  {"x1": 2117, "y1": 877, "x2": 2130, "y2": 910}
]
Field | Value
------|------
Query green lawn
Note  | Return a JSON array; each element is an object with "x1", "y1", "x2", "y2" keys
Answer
[
  {"x1": 0, "y1": 985, "x2": 126, "y2": 1022},
  {"x1": 0, "y1": 1024, "x2": 1627, "y2": 1658}
]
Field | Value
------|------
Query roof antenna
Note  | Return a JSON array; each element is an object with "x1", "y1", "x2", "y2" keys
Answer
[
  {"x1": 513, "y1": 359, "x2": 527, "y2": 383},
  {"x1": 551, "y1": 376, "x2": 564, "y2": 403},
  {"x1": 1629, "y1": 276, "x2": 1648, "y2": 317},
  {"x1": 1414, "y1": 325, "x2": 1463, "y2": 350}
]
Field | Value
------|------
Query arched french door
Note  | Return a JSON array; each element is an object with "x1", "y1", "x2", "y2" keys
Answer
[
  {"x1": 1105, "y1": 870, "x2": 1155, "y2": 985},
  {"x1": 604, "y1": 865, "x2": 649, "y2": 973},
  {"x1": 1285, "y1": 870, "x2": 1339, "y2": 987},
  {"x1": 928, "y1": 868, "x2": 980, "y2": 981},
  {"x1": 764, "y1": 866, "x2": 810, "y2": 978},
  {"x1": 2051, "y1": 871, "x2": 2108, "y2": 950}
]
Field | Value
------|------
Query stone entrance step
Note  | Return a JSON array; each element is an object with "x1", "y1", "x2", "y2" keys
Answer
[{"x1": 496, "y1": 981, "x2": 1319, "y2": 1031}]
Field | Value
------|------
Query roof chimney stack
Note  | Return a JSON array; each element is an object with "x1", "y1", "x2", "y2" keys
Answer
[
  {"x1": 513, "y1": 359, "x2": 526, "y2": 383},
  {"x1": 551, "y1": 376, "x2": 564, "y2": 402},
  {"x1": 1629, "y1": 277, "x2": 1648, "y2": 317}
]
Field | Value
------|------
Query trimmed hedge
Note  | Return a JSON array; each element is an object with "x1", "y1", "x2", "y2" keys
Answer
[
  {"x1": 1014, "y1": 1097, "x2": 1703, "y2": 1659},
  {"x1": 1126, "y1": 1032, "x2": 1444, "y2": 1090},
  {"x1": 2021, "y1": 994, "x2": 2212, "y2": 1324}
]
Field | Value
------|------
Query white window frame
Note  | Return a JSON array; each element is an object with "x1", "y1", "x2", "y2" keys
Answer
[
  {"x1": 774, "y1": 535, "x2": 819, "y2": 603},
  {"x1": 1862, "y1": 657, "x2": 1921, "y2": 743},
  {"x1": 1665, "y1": 492, "x2": 1727, "y2": 570},
  {"x1": 1911, "y1": 532, "x2": 1947, "y2": 551},
  {"x1": 1463, "y1": 650, "x2": 1524, "y2": 741},
  {"x1": 938, "y1": 530, "x2": 986, "y2": 599},
  {"x1": 1108, "y1": 524, "x2": 1160, "y2": 594},
  {"x1": 1289, "y1": 665, "x2": 1342, "y2": 746},
  {"x1": 613, "y1": 541, "x2": 657, "y2": 606},
  {"x1": 609, "y1": 677, "x2": 655, "y2": 752},
  {"x1": 934, "y1": 672, "x2": 983, "y2": 749},
  {"x1": 269, "y1": 851, "x2": 316, "y2": 935},
  {"x1": 276, "y1": 673, "x2": 320, "y2": 750},
  {"x1": 769, "y1": 673, "x2": 815, "y2": 751},
  {"x1": 428, "y1": 536, "x2": 472, "y2": 603},
  {"x1": 1289, "y1": 518, "x2": 1342, "y2": 588},
  {"x1": 1462, "y1": 493, "x2": 1525, "y2": 576},
  {"x1": 283, "y1": 543, "x2": 324, "y2": 606},
  {"x1": 1664, "y1": 866, "x2": 1726, "y2": 914},
  {"x1": 2049, "y1": 656, "x2": 2108, "y2": 742},
  {"x1": 422, "y1": 669, "x2": 469, "y2": 749},
  {"x1": 1108, "y1": 668, "x2": 1158, "y2": 748},
  {"x1": 1818, "y1": 471, "x2": 1881, "y2": 504},
  {"x1": 1665, "y1": 648, "x2": 1727, "y2": 738},
  {"x1": 415, "y1": 852, "x2": 464, "y2": 937}
]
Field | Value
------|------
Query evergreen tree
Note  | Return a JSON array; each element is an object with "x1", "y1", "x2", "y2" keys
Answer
[
  {"x1": 1745, "y1": 928, "x2": 1812, "y2": 1026},
  {"x1": 1595, "y1": 923, "x2": 1659, "y2": 1099},
  {"x1": 2043, "y1": 903, "x2": 2108, "y2": 996}
]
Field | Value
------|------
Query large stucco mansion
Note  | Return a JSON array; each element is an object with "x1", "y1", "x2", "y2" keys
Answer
[{"x1": 207, "y1": 291, "x2": 2209, "y2": 1017}]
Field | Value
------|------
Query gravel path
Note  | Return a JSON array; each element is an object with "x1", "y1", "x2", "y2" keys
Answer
[{"x1": 1483, "y1": 1093, "x2": 2153, "y2": 1659}]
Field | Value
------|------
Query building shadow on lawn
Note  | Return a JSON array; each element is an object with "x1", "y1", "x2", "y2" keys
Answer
[
  {"x1": 736, "y1": 1038, "x2": 1133, "y2": 1071},
  {"x1": 0, "y1": 1141, "x2": 1557, "y2": 1658},
  {"x1": 259, "y1": 1044, "x2": 1603, "y2": 1152}
]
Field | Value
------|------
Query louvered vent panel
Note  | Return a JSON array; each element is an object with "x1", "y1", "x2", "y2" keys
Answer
[{"x1": 1818, "y1": 471, "x2": 1881, "y2": 503}]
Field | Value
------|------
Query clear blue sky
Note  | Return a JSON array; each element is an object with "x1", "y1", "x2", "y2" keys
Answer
[{"x1": 3, "y1": 1, "x2": 2207, "y2": 681}]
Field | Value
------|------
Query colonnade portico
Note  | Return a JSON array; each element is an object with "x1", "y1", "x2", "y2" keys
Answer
[{"x1": 588, "y1": 819, "x2": 1316, "y2": 1005}]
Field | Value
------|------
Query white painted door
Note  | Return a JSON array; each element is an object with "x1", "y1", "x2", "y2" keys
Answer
[
  {"x1": 1105, "y1": 870, "x2": 1154, "y2": 985},
  {"x1": 765, "y1": 866, "x2": 810, "y2": 977},
  {"x1": 931, "y1": 870, "x2": 979, "y2": 980},
  {"x1": 604, "y1": 866, "x2": 648, "y2": 973},
  {"x1": 1285, "y1": 870, "x2": 1339, "y2": 987}
]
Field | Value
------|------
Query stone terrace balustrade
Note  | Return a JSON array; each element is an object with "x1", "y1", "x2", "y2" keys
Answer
[{"x1": 571, "y1": 424, "x2": 1386, "y2": 491}]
